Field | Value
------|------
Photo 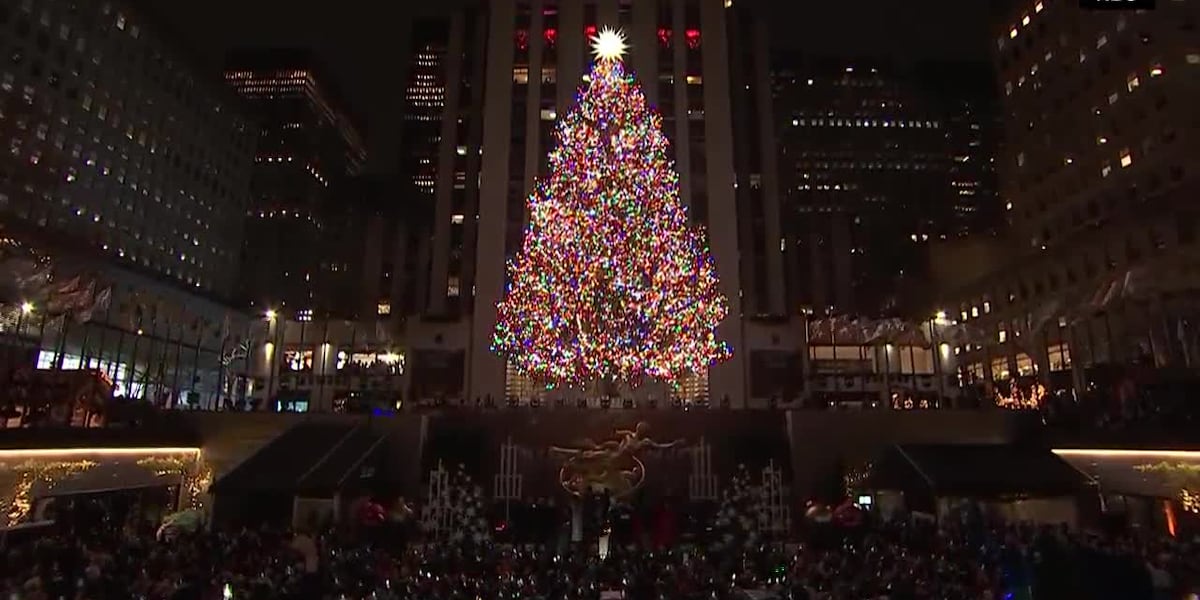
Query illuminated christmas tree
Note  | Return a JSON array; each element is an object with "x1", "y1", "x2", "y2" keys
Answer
[{"x1": 493, "y1": 29, "x2": 731, "y2": 390}]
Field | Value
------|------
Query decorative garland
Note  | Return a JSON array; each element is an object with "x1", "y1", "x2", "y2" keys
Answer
[{"x1": 1, "y1": 459, "x2": 97, "y2": 525}]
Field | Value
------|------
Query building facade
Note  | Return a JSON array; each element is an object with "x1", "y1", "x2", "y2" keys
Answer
[
  {"x1": 0, "y1": 0, "x2": 255, "y2": 298},
  {"x1": 0, "y1": 0, "x2": 259, "y2": 411},
  {"x1": 773, "y1": 58, "x2": 1001, "y2": 318},
  {"x1": 224, "y1": 49, "x2": 369, "y2": 316},
  {"x1": 936, "y1": 0, "x2": 1200, "y2": 396},
  {"x1": 400, "y1": 11, "x2": 488, "y2": 321}
]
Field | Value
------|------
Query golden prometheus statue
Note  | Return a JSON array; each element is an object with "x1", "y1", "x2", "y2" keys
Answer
[{"x1": 552, "y1": 422, "x2": 682, "y2": 498}]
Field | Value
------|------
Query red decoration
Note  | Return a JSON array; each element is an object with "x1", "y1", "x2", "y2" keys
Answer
[
  {"x1": 584, "y1": 24, "x2": 597, "y2": 38},
  {"x1": 685, "y1": 28, "x2": 701, "y2": 49},
  {"x1": 515, "y1": 29, "x2": 529, "y2": 50},
  {"x1": 544, "y1": 27, "x2": 558, "y2": 47},
  {"x1": 657, "y1": 28, "x2": 672, "y2": 47}
]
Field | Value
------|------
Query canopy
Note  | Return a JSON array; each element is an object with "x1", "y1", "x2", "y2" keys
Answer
[{"x1": 869, "y1": 444, "x2": 1094, "y2": 498}]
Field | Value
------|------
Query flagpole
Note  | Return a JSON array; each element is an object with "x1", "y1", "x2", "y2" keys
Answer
[
  {"x1": 215, "y1": 333, "x2": 228, "y2": 413},
  {"x1": 110, "y1": 325, "x2": 126, "y2": 399},
  {"x1": 52, "y1": 315, "x2": 70, "y2": 369},
  {"x1": 316, "y1": 319, "x2": 330, "y2": 411},
  {"x1": 171, "y1": 320, "x2": 185, "y2": 406},
  {"x1": 191, "y1": 325, "x2": 203, "y2": 409},
  {"x1": 127, "y1": 317, "x2": 142, "y2": 400}
]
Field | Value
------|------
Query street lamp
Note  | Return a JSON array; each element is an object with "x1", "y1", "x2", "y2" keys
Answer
[
  {"x1": 264, "y1": 309, "x2": 277, "y2": 321},
  {"x1": 20, "y1": 301, "x2": 34, "y2": 315}
]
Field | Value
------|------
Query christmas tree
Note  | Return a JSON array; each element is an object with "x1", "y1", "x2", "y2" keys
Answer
[{"x1": 493, "y1": 29, "x2": 731, "y2": 390}]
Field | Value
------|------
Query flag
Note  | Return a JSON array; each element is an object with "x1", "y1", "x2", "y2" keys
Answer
[{"x1": 73, "y1": 286, "x2": 112, "y2": 324}]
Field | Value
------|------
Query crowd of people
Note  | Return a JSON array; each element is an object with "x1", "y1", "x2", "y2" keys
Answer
[
  {"x1": 1038, "y1": 376, "x2": 1200, "y2": 443},
  {"x1": 4, "y1": 502, "x2": 1200, "y2": 600}
]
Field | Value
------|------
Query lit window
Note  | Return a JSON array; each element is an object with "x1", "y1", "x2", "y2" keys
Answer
[
  {"x1": 1016, "y1": 152, "x2": 1025, "y2": 167},
  {"x1": 539, "y1": 108, "x2": 557, "y2": 121},
  {"x1": 456, "y1": 145, "x2": 467, "y2": 156},
  {"x1": 377, "y1": 301, "x2": 392, "y2": 316},
  {"x1": 1150, "y1": 65, "x2": 1164, "y2": 77},
  {"x1": 1035, "y1": 1, "x2": 1044, "y2": 12},
  {"x1": 1108, "y1": 92, "x2": 1119, "y2": 105},
  {"x1": 960, "y1": 310, "x2": 969, "y2": 321},
  {"x1": 1021, "y1": 14, "x2": 1030, "y2": 26},
  {"x1": 1009, "y1": 28, "x2": 1018, "y2": 39},
  {"x1": 1127, "y1": 74, "x2": 1140, "y2": 91},
  {"x1": 1187, "y1": 54, "x2": 1200, "y2": 65},
  {"x1": 1120, "y1": 151, "x2": 1133, "y2": 168},
  {"x1": 1005, "y1": 81, "x2": 1013, "y2": 95},
  {"x1": 983, "y1": 301, "x2": 991, "y2": 313},
  {"x1": 685, "y1": 75, "x2": 703, "y2": 85},
  {"x1": 512, "y1": 67, "x2": 529, "y2": 84},
  {"x1": 1097, "y1": 136, "x2": 1108, "y2": 145},
  {"x1": 999, "y1": 329, "x2": 1007, "y2": 343},
  {"x1": 448, "y1": 276, "x2": 461, "y2": 297},
  {"x1": 451, "y1": 214, "x2": 464, "y2": 224},
  {"x1": 1097, "y1": 35, "x2": 1107, "y2": 49},
  {"x1": 1101, "y1": 164, "x2": 1112, "y2": 177},
  {"x1": 972, "y1": 306, "x2": 980, "y2": 318}
]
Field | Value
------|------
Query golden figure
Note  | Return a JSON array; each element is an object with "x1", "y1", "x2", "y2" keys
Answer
[{"x1": 552, "y1": 422, "x2": 682, "y2": 497}]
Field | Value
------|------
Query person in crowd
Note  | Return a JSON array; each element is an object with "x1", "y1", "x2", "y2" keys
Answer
[{"x1": 2, "y1": 509, "x2": 1198, "y2": 599}]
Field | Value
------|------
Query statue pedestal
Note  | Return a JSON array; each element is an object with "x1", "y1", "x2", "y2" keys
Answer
[{"x1": 571, "y1": 498, "x2": 583, "y2": 543}]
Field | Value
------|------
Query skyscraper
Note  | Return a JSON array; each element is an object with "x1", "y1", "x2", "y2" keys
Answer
[
  {"x1": 936, "y1": 0, "x2": 1199, "y2": 392},
  {"x1": 0, "y1": 0, "x2": 256, "y2": 407},
  {"x1": 774, "y1": 58, "x2": 1000, "y2": 317},
  {"x1": 224, "y1": 49, "x2": 368, "y2": 316},
  {"x1": 0, "y1": 0, "x2": 255, "y2": 297},
  {"x1": 400, "y1": 11, "x2": 488, "y2": 321}
]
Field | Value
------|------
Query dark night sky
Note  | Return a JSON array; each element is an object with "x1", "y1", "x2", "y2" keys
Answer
[{"x1": 140, "y1": 0, "x2": 1003, "y2": 170}]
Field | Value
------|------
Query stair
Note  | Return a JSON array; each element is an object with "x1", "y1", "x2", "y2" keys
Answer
[
  {"x1": 211, "y1": 421, "x2": 356, "y2": 494},
  {"x1": 296, "y1": 425, "x2": 388, "y2": 495}
]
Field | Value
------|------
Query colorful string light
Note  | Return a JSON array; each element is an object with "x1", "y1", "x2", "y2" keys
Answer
[{"x1": 492, "y1": 48, "x2": 731, "y2": 389}]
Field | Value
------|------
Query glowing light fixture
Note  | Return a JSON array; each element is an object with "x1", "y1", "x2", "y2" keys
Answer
[
  {"x1": 20, "y1": 301, "x2": 34, "y2": 314},
  {"x1": 1052, "y1": 449, "x2": 1200, "y2": 459},
  {"x1": 0, "y1": 447, "x2": 201, "y2": 459},
  {"x1": 591, "y1": 27, "x2": 628, "y2": 62}
]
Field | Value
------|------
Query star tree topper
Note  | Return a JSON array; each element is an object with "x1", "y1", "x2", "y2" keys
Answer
[{"x1": 591, "y1": 27, "x2": 628, "y2": 62}]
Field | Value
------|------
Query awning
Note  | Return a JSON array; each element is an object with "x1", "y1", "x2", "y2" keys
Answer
[
  {"x1": 869, "y1": 444, "x2": 1094, "y2": 498},
  {"x1": 1053, "y1": 449, "x2": 1200, "y2": 499}
]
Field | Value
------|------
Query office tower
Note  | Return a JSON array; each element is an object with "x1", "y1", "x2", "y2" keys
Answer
[
  {"x1": 400, "y1": 11, "x2": 488, "y2": 320},
  {"x1": 726, "y1": 2, "x2": 786, "y2": 319},
  {"x1": 940, "y1": 0, "x2": 1199, "y2": 390},
  {"x1": 224, "y1": 49, "x2": 368, "y2": 315},
  {"x1": 0, "y1": 0, "x2": 257, "y2": 406},
  {"x1": 0, "y1": 0, "x2": 255, "y2": 296},
  {"x1": 774, "y1": 58, "x2": 1000, "y2": 317}
]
